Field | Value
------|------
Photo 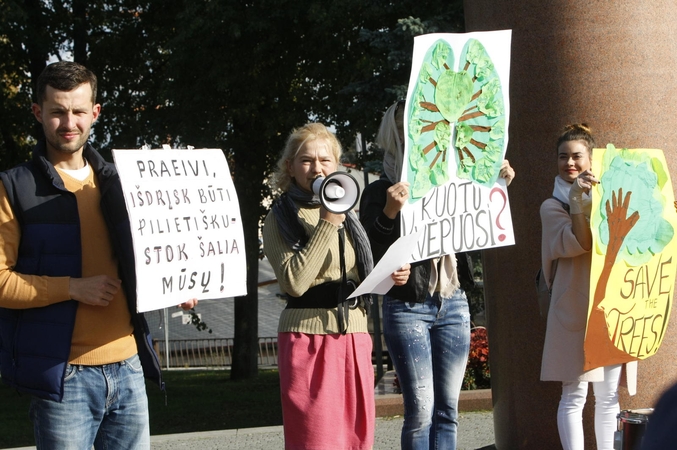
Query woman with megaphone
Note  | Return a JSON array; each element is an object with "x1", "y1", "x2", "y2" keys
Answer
[
  {"x1": 263, "y1": 123, "x2": 399, "y2": 450},
  {"x1": 360, "y1": 101, "x2": 515, "y2": 450}
]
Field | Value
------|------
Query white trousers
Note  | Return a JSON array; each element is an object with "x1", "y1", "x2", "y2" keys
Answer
[{"x1": 557, "y1": 365, "x2": 622, "y2": 450}]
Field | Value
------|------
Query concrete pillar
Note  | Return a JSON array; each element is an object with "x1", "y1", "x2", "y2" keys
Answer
[{"x1": 464, "y1": 1, "x2": 677, "y2": 448}]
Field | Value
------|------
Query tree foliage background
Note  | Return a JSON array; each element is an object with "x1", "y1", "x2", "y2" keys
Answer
[{"x1": 0, "y1": 0, "x2": 464, "y2": 379}]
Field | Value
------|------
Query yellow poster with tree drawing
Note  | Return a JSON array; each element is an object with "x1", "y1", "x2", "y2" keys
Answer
[{"x1": 584, "y1": 145, "x2": 677, "y2": 371}]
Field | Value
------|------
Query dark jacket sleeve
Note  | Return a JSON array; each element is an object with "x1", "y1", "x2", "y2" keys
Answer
[
  {"x1": 640, "y1": 381, "x2": 677, "y2": 450},
  {"x1": 359, "y1": 177, "x2": 429, "y2": 302},
  {"x1": 359, "y1": 179, "x2": 398, "y2": 263}
]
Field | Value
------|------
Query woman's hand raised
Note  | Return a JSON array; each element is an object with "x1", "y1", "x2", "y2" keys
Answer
[{"x1": 384, "y1": 182, "x2": 410, "y2": 219}]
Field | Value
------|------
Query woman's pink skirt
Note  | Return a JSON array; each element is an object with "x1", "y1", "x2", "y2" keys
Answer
[{"x1": 278, "y1": 332, "x2": 375, "y2": 450}]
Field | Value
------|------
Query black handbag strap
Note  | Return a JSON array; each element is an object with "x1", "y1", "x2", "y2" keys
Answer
[{"x1": 551, "y1": 196, "x2": 570, "y2": 213}]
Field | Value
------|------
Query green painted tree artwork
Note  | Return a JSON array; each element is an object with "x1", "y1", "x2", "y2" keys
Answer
[
  {"x1": 595, "y1": 144, "x2": 673, "y2": 268},
  {"x1": 407, "y1": 38, "x2": 506, "y2": 199}
]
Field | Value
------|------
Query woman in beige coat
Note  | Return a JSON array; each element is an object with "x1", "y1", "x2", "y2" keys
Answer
[{"x1": 540, "y1": 124, "x2": 634, "y2": 450}]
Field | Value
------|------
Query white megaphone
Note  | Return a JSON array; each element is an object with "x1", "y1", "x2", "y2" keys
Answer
[{"x1": 311, "y1": 172, "x2": 360, "y2": 214}]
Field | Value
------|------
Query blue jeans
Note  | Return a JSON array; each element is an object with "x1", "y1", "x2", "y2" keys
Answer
[
  {"x1": 383, "y1": 289, "x2": 471, "y2": 450},
  {"x1": 29, "y1": 354, "x2": 150, "y2": 450}
]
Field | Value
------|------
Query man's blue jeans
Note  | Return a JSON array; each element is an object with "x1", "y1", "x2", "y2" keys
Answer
[
  {"x1": 29, "y1": 354, "x2": 150, "y2": 450},
  {"x1": 383, "y1": 289, "x2": 471, "y2": 450}
]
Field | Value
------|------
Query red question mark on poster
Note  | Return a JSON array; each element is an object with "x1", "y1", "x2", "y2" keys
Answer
[{"x1": 490, "y1": 187, "x2": 507, "y2": 242}]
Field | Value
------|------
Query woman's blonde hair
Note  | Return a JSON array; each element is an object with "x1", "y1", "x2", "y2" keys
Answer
[
  {"x1": 271, "y1": 122, "x2": 342, "y2": 192},
  {"x1": 556, "y1": 123, "x2": 595, "y2": 154}
]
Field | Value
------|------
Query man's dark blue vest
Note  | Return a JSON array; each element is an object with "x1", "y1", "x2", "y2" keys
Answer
[{"x1": 0, "y1": 141, "x2": 162, "y2": 401}]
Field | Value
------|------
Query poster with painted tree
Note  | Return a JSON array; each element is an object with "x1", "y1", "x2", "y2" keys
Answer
[
  {"x1": 584, "y1": 145, "x2": 677, "y2": 370},
  {"x1": 400, "y1": 31, "x2": 514, "y2": 262}
]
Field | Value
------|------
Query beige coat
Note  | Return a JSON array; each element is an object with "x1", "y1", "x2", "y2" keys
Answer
[{"x1": 539, "y1": 197, "x2": 606, "y2": 382}]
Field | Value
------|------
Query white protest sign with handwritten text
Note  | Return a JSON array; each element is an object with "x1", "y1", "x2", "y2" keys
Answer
[
  {"x1": 112, "y1": 149, "x2": 247, "y2": 312},
  {"x1": 401, "y1": 31, "x2": 514, "y2": 261}
]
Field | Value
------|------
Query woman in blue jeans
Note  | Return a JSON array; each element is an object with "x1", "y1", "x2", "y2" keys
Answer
[{"x1": 360, "y1": 100, "x2": 515, "y2": 449}]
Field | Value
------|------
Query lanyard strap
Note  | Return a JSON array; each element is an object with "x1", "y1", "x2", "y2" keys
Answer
[{"x1": 337, "y1": 226, "x2": 349, "y2": 334}]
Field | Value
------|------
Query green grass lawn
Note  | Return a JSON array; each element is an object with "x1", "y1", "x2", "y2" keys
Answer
[{"x1": 0, "y1": 369, "x2": 282, "y2": 449}]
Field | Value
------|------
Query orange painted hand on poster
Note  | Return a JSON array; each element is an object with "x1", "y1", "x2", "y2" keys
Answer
[
  {"x1": 594, "y1": 188, "x2": 641, "y2": 310},
  {"x1": 605, "y1": 189, "x2": 640, "y2": 255},
  {"x1": 586, "y1": 188, "x2": 641, "y2": 367}
]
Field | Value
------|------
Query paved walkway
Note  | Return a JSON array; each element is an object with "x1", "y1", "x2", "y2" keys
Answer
[
  {"x1": 8, "y1": 371, "x2": 495, "y2": 450},
  {"x1": 141, "y1": 412, "x2": 495, "y2": 450},
  {"x1": 9, "y1": 412, "x2": 495, "y2": 450}
]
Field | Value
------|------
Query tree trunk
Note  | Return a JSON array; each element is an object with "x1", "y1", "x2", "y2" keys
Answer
[
  {"x1": 230, "y1": 130, "x2": 266, "y2": 380},
  {"x1": 231, "y1": 206, "x2": 260, "y2": 380},
  {"x1": 72, "y1": 0, "x2": 89, "y2": 65},
  {"x1": 23, "y1": 0, "x2": 47, "y2": 140}
]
